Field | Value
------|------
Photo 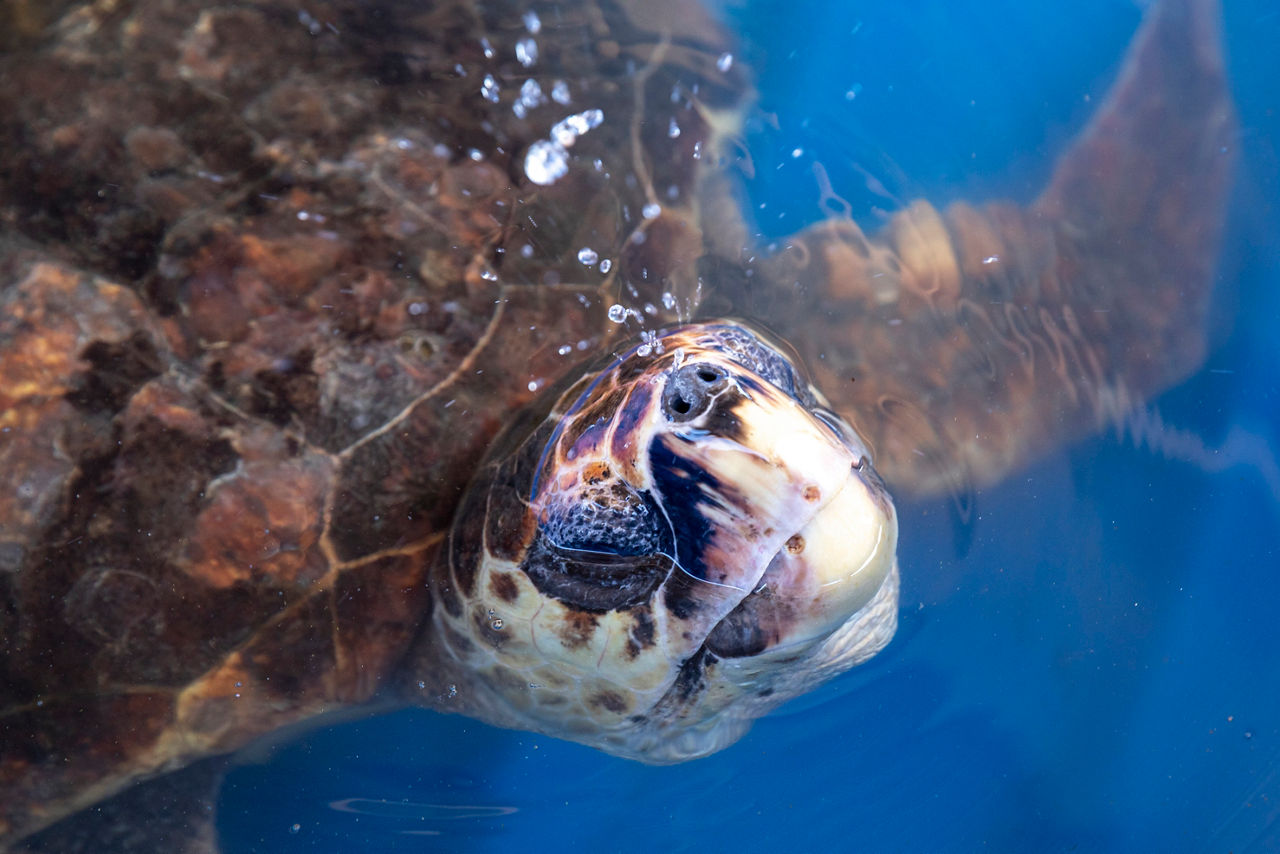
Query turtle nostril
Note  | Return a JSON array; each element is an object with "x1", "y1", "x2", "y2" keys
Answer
[{"x1": 662, "y1": 362, "x2": 728, "y2": 422}]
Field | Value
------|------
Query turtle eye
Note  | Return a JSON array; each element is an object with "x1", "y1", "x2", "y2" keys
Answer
[
  {"x1": 662, "y1": 362, "x2": 729, "y2": 422},
  {"x1": 542, "y1": 484, "x2": 672, "y2": 557},
  {"x1": 528, "y1": 487, "x2": 674, "y2": 611}
]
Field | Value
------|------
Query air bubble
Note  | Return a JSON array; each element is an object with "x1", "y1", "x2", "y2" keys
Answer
[
  {"x1": 642, "y1": 202, "x2": 661, "y2": 219},
  {"x1": 523, "y1": 10, "x2": 542, "y2": 33},
  {"x1": 791, "y1": 147, "x2": 804, "y2": 158},
  {"x1": 520, "y1": 78, "x2": 545, "y2": 110},
  {"x1": 481, "y1": 74, "x2": 500, "y2": 103},
  {"x1": 520, "y1": 244, "x2": 534, "y2": 259},
  {"x1": 717, "y1": 52, "x2": 734, "y2": 72},
  {"x1": 516, "y1": 37, "x2": 538, "y2": 67},
  {"x1": 527, "y1": 380, "x2": 540, "y2": 392},
  {"x1": 290, "y1": 824, "x2": 301, "y2": 835},
  {"x1": 661, "y1": 292, "x2": 676, "y2": 310},
  {"x1": 551, "y1": 109, "x2": 604, "y2": 147},
  {"x1": 525, "y1": 140, "x2": 569, "y2": 185},
  {"x1": 479, "y1": 268, "x2": 498, "y2": 281},
  {"x1": 551, "y1": 79, "x2": 571, "y2": 104},
  {"x1": 598, "y1": 258, "x2": 612, "y2": 273},
  {"x1": 577, "y1": 247, "x2": 599, "y2": 265},
  {"x1": 668, "y1": 118, "x2": 681, "y2": 138},
  {"x1": 558, "y1": 344, "x2": 573, "y2": 355},
  {"x1": 607, "y1": 304, "x2": 627, "y2": 323},
  {"x1": 490, "y1": 616, "x2": 505, "y2": 630},
  {"x1": 480, "y1": 37, "x2": 495, "y2": 59}
]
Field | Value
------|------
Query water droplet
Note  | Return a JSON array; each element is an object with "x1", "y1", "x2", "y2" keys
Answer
[
  {"x1": 525, "y1": 140, "x2": 569, "y2": 185},
  {"x1": 642, "y1": 202, "x2": 661, "y2": 219},
  {"x1": 577, "y1": 247, "x2": 599, "y2": 265},
  {"x1": 550, "y1": 109, "x2": 604, "y2": 147},
  {"x1": 662, "y1": 291, "x2": 677, "y2": 310},
  {"x1": 481, "y1": 74, "x2": 500, "y2": 103},
  {"x1": 516, "y1": 37, "x2": 538, "y2": 67},
  {"x1": 668, "y1": 118, "x2": 681, "y2": 138},
  {"x1": 520, "y1": 78, "x2": 545, "y2": 110},
  {"x1": 598, "y1": 258, "x2": 612, "y2": 274},
  {"x1": 717, "y1": 52, "x2": 734, "y2": 72},
  {"x1": 523, "y1": 10, "x2": 542, "y2": 33},
  {"x1": 551, "y1": 79, "x2": 571, "y2": 105},
  {"x1": 607, "y1": 304, "x2": 627, "y2": 323}
]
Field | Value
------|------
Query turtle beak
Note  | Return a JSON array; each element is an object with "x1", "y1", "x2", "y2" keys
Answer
[
  {"x1": 647, "y1": 359, "x2": 898, "y2": 658},
  {"x1": 754, "y1": 456, "x2": 898, "y2": 646}
]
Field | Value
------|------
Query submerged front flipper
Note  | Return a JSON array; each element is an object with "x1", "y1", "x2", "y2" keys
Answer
[{"x1": 759, "y1": 0, "x2": 1236, "y2": 496}]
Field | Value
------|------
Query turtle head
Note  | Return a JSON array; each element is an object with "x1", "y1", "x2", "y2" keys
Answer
[{"x1": 425, "y1": 321, "x2": 897, "y2": 762}]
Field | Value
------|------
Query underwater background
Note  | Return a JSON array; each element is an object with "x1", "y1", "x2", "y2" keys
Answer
[{"x1": 218, "y1": 1, "x2": 1280, "y2": 851}]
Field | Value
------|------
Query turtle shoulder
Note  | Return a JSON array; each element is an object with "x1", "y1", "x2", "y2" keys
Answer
[{"x1": 0, "y1": 0, "x2": 749, "y2": 846}]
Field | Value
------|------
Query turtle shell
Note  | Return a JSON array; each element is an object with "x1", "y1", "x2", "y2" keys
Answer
[{"x1": 0, "y1": 0, "x2": 746, "y2": 842}]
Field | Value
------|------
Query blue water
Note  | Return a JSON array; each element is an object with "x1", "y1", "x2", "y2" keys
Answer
[{"x1": 219, "y1": 2, "x2": 1280, "y2": 851}]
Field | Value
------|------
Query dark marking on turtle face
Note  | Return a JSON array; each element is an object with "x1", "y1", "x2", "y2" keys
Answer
[
  {"x1": 661, "y1": 570, "x2": 706, "y2": 621},
  {"x1": 624, "y1": 606, "x2": 656, "y2": 659},
  {"x1": 483, "y1": 480, "x2": 535, "y2": 563},
  {"x1": 648, "y1": 437, "x2": 720, "y2": 581},
  {"x1": 447, "y1": 482, "x2": 488, "y2": 597},
  {"x1": 558, "y1": 609, "x2": 598, "y2": 650},
  {"x1": 701, "y1": 390, "x2": 743, "y2": 441},
  {"x1": 704, "y1": 585, "x2": 792, "y2": 658},
  {"x1": 609, "y1": 384, "x2": 654, "y2": 461},
  {"x1": 488, "y1": 571, "x2": 519, "y2": 604},
  {"x1": 670, "y1": 646, "x2": 716, "y2": 703},
  {"x1": 521, "y1": 537, "x2": 669, "y2": 613},
  {"x1": 591, "y1": 690, "x2": 627, "y2": 714}
]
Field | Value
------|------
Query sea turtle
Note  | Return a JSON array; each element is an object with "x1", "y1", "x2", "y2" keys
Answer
[{"x1": 0, "y1": 0, "x2": 1234, "y2": 850}]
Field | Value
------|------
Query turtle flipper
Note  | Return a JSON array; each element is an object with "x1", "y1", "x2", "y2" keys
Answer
[{"x1": 760, "y1": 0, "x2": 1236, "y2": 496}]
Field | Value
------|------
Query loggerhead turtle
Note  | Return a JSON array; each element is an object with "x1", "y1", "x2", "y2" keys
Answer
[{"x1": 0, "y1": 0, "x2": 1234, "y2": 850}]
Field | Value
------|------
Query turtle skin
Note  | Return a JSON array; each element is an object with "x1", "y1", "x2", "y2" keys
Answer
[{"x1": 0, "y1": 0, "x2": 1234, "y2": 850}]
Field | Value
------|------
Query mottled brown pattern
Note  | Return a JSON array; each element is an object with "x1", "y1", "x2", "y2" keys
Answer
[
  {"x1": 558, "y1": 610, "x2": 600, "y2": 650},
  {"x1": 488, "y1": 571, "x2": 520, "y2": 605}
]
